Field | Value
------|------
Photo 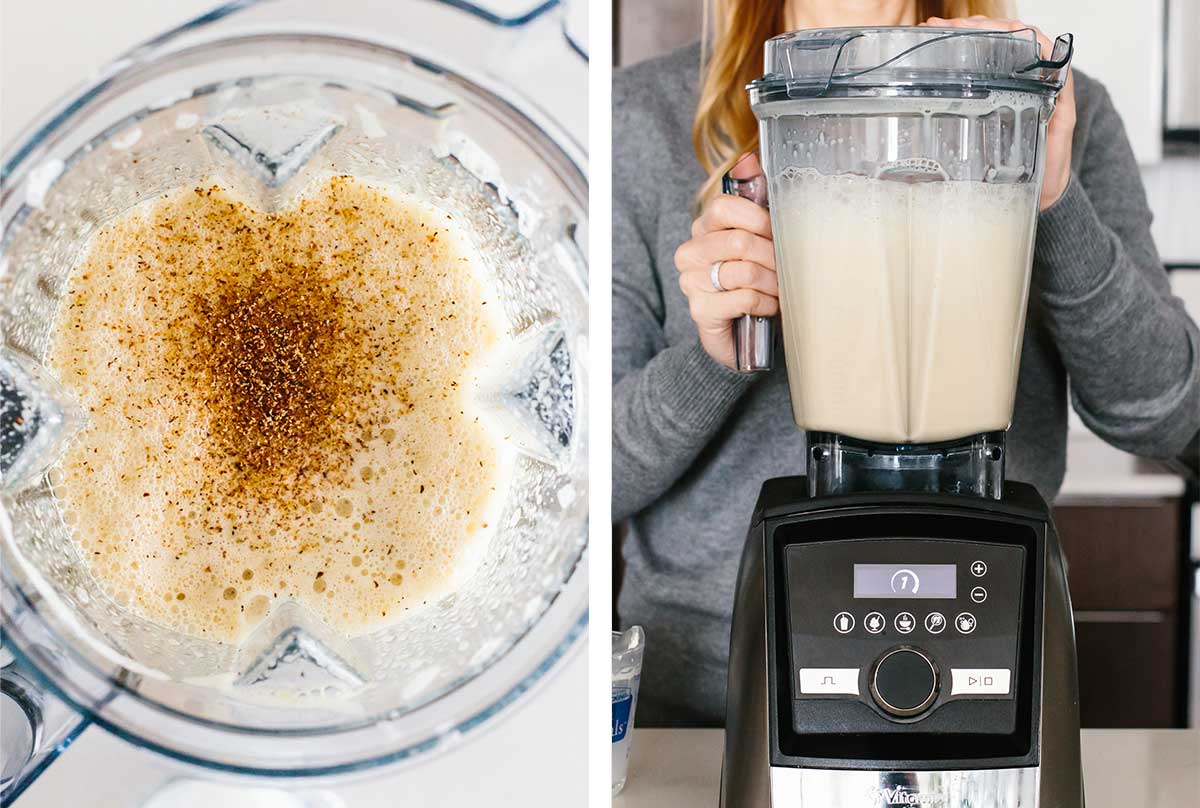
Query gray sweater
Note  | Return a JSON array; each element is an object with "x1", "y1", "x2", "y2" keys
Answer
[{"x1": 613, "y1": 44, "x2": 1200, "y2": 727}]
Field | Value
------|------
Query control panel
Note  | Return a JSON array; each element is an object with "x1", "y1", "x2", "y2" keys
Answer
[{"x1": 784, "y1": 538, "x2": 1025, "y2": 723}]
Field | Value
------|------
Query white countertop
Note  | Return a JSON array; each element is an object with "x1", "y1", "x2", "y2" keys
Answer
[
  {"x1": 1058, "y1": 425, "x2": 1187, "y2": 501},
  {"x1": 614, "y1": 728, "x2": 1200, "y2": 808},
  {"x1": 2, "y1": 2, "x2": 588, "y2": 806}
]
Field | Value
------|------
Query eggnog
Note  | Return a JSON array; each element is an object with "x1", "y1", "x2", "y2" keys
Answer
[
  {"x1": 49, "y1": 175, "x2": 510, "y2": 642},
  {"x1": 772, "y1": 169, "x2": 1038, "y2": 444}
]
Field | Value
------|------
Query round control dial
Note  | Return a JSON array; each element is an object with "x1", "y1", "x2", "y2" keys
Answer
[{"x1": 870, "y1": 647, "x2": 939, "y2": 718}]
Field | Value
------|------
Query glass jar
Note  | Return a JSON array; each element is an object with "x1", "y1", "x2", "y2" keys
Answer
[
  {"x1": 751, "y1": 26, "x2": 1073, "y2": 446},
  {"x1": 745, "y1": 26, "x2": 1071, "y2": 496}
]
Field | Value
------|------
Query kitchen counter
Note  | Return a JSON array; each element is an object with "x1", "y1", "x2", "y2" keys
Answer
[{"x1": 614, "y1": 728, "x2": 1200, "y2": 808}]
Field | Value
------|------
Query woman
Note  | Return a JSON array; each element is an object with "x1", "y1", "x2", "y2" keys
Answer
[{"x1": 613, "y1": 0, "x2": 1200, "y2": 727}]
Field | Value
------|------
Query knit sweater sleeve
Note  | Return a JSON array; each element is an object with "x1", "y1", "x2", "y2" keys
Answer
[
  {"x1": 1034, "y1": 78, "x2": 1199, "y2": 459},
  {"x1": 611, "y1": 64, "x2": 755, "y2": 521}
]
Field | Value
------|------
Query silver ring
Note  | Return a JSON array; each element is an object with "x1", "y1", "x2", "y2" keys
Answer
[{"x1": 710, "y1": 260, "x2": 726, "y2": 292}]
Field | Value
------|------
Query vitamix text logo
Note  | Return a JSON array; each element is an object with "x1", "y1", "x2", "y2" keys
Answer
[{"x1": 864, "y1": 785, "x2": 947, "y2": 806}]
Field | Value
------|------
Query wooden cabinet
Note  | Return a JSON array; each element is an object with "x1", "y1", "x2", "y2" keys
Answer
[
  {"x1": 1054, "y1": 500, "x2": 1186, "y2": 728},
  {"x1": 1075, "y1": 620, "x2": 1179, "y2": 727}
]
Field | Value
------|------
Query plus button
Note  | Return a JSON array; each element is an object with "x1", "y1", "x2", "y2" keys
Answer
[{"x1": 971, "y1": 561, "x2": 987, "y2": 578}]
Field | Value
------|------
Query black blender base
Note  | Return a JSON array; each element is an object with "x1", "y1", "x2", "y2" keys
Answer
[{"x1": 721, "y1": 477, "x2": 1084, "y2": 808}]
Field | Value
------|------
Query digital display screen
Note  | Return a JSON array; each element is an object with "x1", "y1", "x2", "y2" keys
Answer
[{"x1": 853, "y1": 564, "x2": 957, "y2": 599}]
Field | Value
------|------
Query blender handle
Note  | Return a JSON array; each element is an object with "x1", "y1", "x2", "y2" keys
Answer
[
  {"x1": 1, "y1": 641, "x2": 91, "y2": 803},
  {"x1": 720, "y1": 171, "x2": 774, "y2": 373}
]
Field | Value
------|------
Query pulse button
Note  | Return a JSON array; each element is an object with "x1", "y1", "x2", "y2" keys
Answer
[{"x1": 870, "y1": 647, "x2": 939, "y2": 718}]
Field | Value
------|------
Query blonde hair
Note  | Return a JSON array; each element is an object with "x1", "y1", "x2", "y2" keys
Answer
[{"x1": 693, "y1": 1, "x2": 1013, "y2": 202}]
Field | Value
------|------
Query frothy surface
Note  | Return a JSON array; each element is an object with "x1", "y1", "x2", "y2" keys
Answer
[{"x1": 49, "y1": 175, "x2": 508, "y2": 642}]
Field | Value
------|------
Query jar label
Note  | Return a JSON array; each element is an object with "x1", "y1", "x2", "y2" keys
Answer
[{"x1": 612, "y1": 692, "x2": 633, "y2": 743}]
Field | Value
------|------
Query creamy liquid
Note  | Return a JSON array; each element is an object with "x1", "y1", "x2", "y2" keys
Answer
[
  {"x1": 49, "y1": 175, "x2": 509, "y2": 642},
  {"x1": 773, "y1": 170, "x2": 1037, "y2": 443}
]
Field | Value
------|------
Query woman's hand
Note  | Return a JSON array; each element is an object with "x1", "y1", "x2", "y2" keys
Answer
[
  {"x1": 924, "y1": 15, "x2": 1076, "y2": 210},
  {"x1": 675, "y1": 154, "x2": 779, "y2": 369}
]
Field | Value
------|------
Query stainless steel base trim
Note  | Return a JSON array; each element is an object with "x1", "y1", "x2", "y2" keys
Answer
[{"x1": 769, "y1": 766, "x2": 1039, "y2": 807}]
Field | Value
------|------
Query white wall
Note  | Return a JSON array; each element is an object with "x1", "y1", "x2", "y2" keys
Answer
[{"x1": 1017, "y1": 0, "x2": 1165, "y2": 164}]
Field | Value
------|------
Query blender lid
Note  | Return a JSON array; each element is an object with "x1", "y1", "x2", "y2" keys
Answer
[{"x1": 749, "y1": 26, "x2": 1073, "y2": 100}]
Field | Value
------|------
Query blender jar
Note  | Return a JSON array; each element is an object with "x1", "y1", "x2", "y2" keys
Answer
[
  {"x1": 0, "y1": 0, "x2": 587, "y2": 798},
  {"x1": 747, "y1": 27, "x2": 1071, "y2": 496}
]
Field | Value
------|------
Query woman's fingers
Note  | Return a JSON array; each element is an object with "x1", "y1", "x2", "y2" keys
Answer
[
  {"x1": 685, "y1": 283, "x2": 779, "y2": 370},
  {"x1": 691, "y1": 193, "x2": 773, "y2": 239},
  {"x1": 676, "y1": 227, "x2": 776, "y2": 272},
  {"x1": 689, "y1": 287, "x2": 780, "y2": 329},
  {"x1": 678, "y1": 152, "x2": 777, "y2": 369},
  {"x1": 692, "y1": 151, "x2": 769, "y2": 238},
  {"x1": 679, "y1": 260, "x2": 779, "y2": 298},
  {"x1": 924, "y1": 16, "x2": 1056, "y2": 59},
  {"x1": 923, "y1": 14, "x2": 1076, "y2": 210}
]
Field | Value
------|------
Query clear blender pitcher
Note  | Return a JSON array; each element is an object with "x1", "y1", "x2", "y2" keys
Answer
[
  {"x1": 736, "y1": 26, "x2": 1071, "y2": 497},
  {"x1": 0, "y1": 0, "x2": 587, "y2": 799}
]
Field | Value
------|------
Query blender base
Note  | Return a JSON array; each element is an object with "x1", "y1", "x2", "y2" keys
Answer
[{"x1": 722, "y1": 477, "x2": 1084, "y2": 808}]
